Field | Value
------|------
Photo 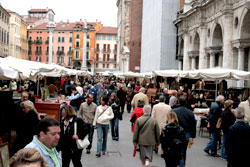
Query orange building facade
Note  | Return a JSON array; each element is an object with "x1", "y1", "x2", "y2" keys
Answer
[{"x1": 20, "y1": 20, "x2": 28, "y2": 59}]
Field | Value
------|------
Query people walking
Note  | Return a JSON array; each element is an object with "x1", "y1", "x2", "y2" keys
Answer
[
  {"x1": 58, "y1": 105, "x2": 89, "y2": 167},
  {"x1": 130, "y1": 100, "x2": 145, "y2": 132},
  {"x1": 172, "y1": 95, "x2": 196, "y2": 167},
  {"x1": 126, "y1": 85, "x2": 135, "y2": 113},
  {"x1": 161, "y1": 112, "x2": 186, "y2": 167},
  {"x1": 133, "y1": 105, "x2": 160, "y2": 167},
  {"x1": 132, "y1": 88, "x2": 149, "y2": 108},
  {"x1": 204, "y1": 95, "x2": 224, "y2": 157},
  {"x1": 78, "y1": 93, "x2": 97, "y2": 154},
  {"x1": 109, "y1": 92, "x2": 121, "y2": 141},
  {"x1": 93, "y1": 95, "x2": 114, "y2": 157}
]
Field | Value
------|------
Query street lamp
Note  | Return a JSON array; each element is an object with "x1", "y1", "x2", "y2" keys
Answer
[{"x1": 47, "y1": 22, "x2": 56, "y2": 64}]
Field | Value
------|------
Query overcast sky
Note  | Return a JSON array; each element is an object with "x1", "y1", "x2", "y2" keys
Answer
[{"x1": 1, "y1": 0, "x2": 118, "y2": 27}]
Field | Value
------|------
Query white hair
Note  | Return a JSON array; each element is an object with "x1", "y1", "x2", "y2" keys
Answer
[
  {"x1": 235, "y1": 107, "x2": 245, "y2": 119},
  {"x1": 143, "y1": 105, "x2": 151, "y2": 116},
  {"x1": 216, "y1": 95, "x2": 224, "y2": 102}
]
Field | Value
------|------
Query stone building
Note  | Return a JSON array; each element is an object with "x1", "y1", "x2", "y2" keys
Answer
[
  {"x1": 20, "y1": 19, "x2": 28, "y2": 59},
  {"x1": 95, "y1": 27, "x2": 118, "y2": 73},
  {"x1": 0, "y1": 5, "x2": 10, "y2": 57},
  {"x1": 117, "y1": 0, "x2": 130, "y2": 72},
  {"x1": 140, "y1": 0, "x2": 179, "y2": 72},
  {"x1": 175, "y1": 0, "x2": 250, "y2": 87},
  {"x1": 7, "y1": 9, "x2": 21, "y2": 58}
]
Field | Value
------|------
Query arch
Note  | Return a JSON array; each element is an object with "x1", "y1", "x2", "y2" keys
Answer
[
  {"x1": 180, "y1": 38, "x2": 184, "y2": 55},
  {"x1": 239, "y1": 7, "x2": 250, "y2": 39},
  {"x1": 212, "y1": 24, "x2": 223, "y2": 46},
  {"x1": 210, "y1": 18, "x2": 224, "y2": 46},
  {"x1": 193, "y1": 33, "x2": 200, "y2": 51}
]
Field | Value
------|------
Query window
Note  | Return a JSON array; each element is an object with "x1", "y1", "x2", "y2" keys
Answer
[
  {"x1": 75, "y1": 51, "x2": 79, "y2": 59},
  {"x1": 97, "y1": 35, "x2": 101, "y2": 40},
  {"x1": 61, "y1": 56, "x2": 64, "y2": 64},
  {"x1": 114, "y1": 64, "x2": 117, "y2": 68},
  {"x1": 28, "y1": 56, "x2": 31, "y2": 60},
  {"x1": 96, "y1": 54, "x2": 99, "y2": 61},
  {"x1": 103, "y1": 64, "x2": 105, "y2": 68},
  {"x1": 114, "y1": 36, "x2": 117, "y2": 40},
  {"x1": 69, "y1": 37, "x2": 72, "y2": 42},
  {"x1": 102, "y1": 35, "x2": 106, "y2": 40},
  {"x1": 87, "y1": 41, "x2": 89, "y2": 48},
  {"x1": 107, "y1": 64, "x2": 109, "y2": 68},
  {"x1": 47, "y1": 56, "x2": 49, "y2": 62},
  {"x1": 62, "y1": 47, "x2": 64, "y2": 52},
  {"x1": 58, "y1": 37, "x2": 61, "y2": 42},
  {"x1": 107, "y1": 54, "x2": 110, "y2": 61},
  {"x1": 96, "y1": 63, "x2": 98, "y2": 68},
  {"x1": 76, "y1": 34, "x2": 80, "y2": 39},
  {"x1": 86, "y1": 51, "x2": 89, "y2": 59},
  {"x1": 57, "y1": 46, "x2": 60, "y2": 51},
  {"x1": 103, "y1": 44, "x2": 106, "y2": 51},
  {"x1": 76, "y1": 41, "x2": 79, "y2": 48},
  {"x1": 69, "y1": 47, "x2": 72, "y2": 51},
  {"x1": 114, "y1": 54, "x2": 117, "y2": 61},
  {"x1": 87, "y1": 34, "x2": 90, "y2": 39},
  {"x1": 108, "y1": 35, "x2": 112, "y2": 40},
  {"x1": 68, "y1": 56, "x2": 72, "y2": 66},
  {"x1": 103, "y1": 54, "x2": 106, "y2": 61},
  {"x1": 36, "y1": 56, "x2": 41, "y2": 62},
  {"x1": 62, "y1": 37, "x2": 65, "y2": 42}
]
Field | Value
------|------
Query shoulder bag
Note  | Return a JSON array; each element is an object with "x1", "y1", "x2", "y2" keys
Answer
[{"x1": 74, "y1": 121, "x2": 90, "y2": 149}]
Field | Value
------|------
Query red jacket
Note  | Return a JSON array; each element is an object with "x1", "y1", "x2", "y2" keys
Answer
[{"x1": 131, "y1": 107, "x2": 144, "y2": 132}]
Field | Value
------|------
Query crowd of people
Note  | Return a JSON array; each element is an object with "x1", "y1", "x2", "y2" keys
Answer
[{"x1": 7, "y1": 76, "x2": 250, "y2": 167}]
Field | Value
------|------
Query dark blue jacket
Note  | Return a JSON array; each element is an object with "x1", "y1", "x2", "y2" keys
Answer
[
  {"x1": 225, "y1": 120, "x2": 250, "y2": 167},
  {"x1": 172, "y1": 106, "x2": 196, "y2": 138},
  {"x1": 207, "y1": 101, "x2": 223, "y2": 129}
]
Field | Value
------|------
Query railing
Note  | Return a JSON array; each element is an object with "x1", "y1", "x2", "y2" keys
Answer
[
  {"x1": 45, "y1": 40, "x2": 49, "y2": 44},
  {"x1": 67, "y1": 50, "x2": 73, "y2": 55},
  {"x1": 95, "y1": 48, "x2": 100, "y2": 53},
  {"x1": 57, "y1": 51, "x2": 65, "y2": 56},
  {"x1": 28, "y1": 40, "x2": 32, "y2": 45},
  {"x1": 102, "y1": 49, "x2": 111, "y2": 54},
  {"x1": 34, "y1": 39, "x2": 42, "y2": 44},
  {"x1": 35, "y1": 51, "x2": 42, "y2": 55}
]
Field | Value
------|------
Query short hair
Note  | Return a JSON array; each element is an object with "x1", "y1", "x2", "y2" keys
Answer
[
  {"x1": 87, "y1": 93, "x2": 94, "y2": 98},
  {"x1": 71, "y1": 87, "x2": 77, "y2": 91},
  {"x1": 21, "y1": 91, "x2": 29, "y2": 96},
  {"x1": 9, "y1": 148, "x2": 48, "y2": 167},
  {"x1": 37, "y1": 118, "x2": 59, "y2": 137},
  {"x1": 167, "y1": 112, "x2": 179, "y2": 124},
  {"x1": 143, "y1": 105, "x2": 151, "y2": 116},
  {"x1": 21, "y1": 100, "x2": 36, "y2": 112},
  {"x1": 139, "y1": 88, "x2": 145, "y2": 93},
  {"x1": 216, "y1": 95, "x2": 224, "y2": 102},
  {"x1": 101, "y1": 95, "x2": 109, "y2": 105},
  {"x1": 159, "y1": 95, "x2": 166, "y2": 102},
  {"x1": 179, "y1": 95, "x2": 187, "y2": 106},
  {"x1": 224, "y1": 100, "x2": 233, "y2": 109},
  {"x1": 235, "y1": 107, "x2": 245, "y2": 119}
]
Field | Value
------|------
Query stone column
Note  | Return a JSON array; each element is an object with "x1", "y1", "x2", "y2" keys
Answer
[
  {"x1": 183, "y1": 34, "x2": 190, "y2": 70},
  {"x1": 210, "y1": 53, "x2": 215, "y2": 68},
  {"x1": 81, "y1": 29, "x2": 87, "y2": 71},
  {"x1": 178, "y1": 60, "x2": 183, "y2": 70},
  {"x1": 48, "y1": 30, "x2": 53, "y2": 63},
  {"x1": 191, "y1": 57, "x2": 196, "y2": 70},
  {"x1": 222, "y1": 11, "x2": 233, "y2": 69},
  {"x1": 237, "y1": 47, "x2": 245, "y2": 87},
  {"x1": 199, "y1": 26, "x2": 207, "y2": 69}
]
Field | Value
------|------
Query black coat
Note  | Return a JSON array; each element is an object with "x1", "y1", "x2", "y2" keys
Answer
[
  {"x1": 57, "y1": 116, "x2": 89, "y2": 152},
  {"x1": 207, "y1": 101, "x2": 223, "y2": 129},
  {"x1": 221, "y1": 109, "x2": 236, "y2": 133},
  {"x1": 225, "y1": 120, "x2": 250, "y2": 167},
  {"x1": 172, "y1": 106, "x2": 196, "y2": 138},
  {"x1": 160, "y1": 123, "x2": 186, "y2": 161},
  {"x1": 109, "y1": 100, "x2": 121, "y2": 119}
]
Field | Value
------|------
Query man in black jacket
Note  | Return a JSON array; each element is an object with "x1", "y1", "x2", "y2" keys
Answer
[
  {"x1": 204, "y1": 95, "x2": 224, "y2": 157},
  {"x1": 172, "y1": 96, "x2": 196, "y2": 167},
  {"x1": 225, "y1": 107, "x2": 250, "y2": 167}
]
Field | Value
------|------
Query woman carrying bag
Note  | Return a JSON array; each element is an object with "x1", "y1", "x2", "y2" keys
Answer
[
  {"x1": 93, "y1": 95, "x2": 114, "y2": 157},
  {"x1": 57, "y1": 105, "x2": 89, "y2": 167}
]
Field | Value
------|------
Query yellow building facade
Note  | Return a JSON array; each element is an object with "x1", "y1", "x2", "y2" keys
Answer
[{"x1": 20, "y1": 20, "x2": 28, "y2": 59}]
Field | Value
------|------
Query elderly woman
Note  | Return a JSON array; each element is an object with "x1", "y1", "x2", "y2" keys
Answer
[
  {"x1": 133, "y1": 105, "x2": 160, "y2": 167},
  {"x1": 14, "y1": 100, "x2": 39, "y2": 152},
  {"x1": 93, "y1": 95, "x2": 114, "y2": 157},
  {"x1": 57, "y1": 105, "x2": 88, "y2": 167}
]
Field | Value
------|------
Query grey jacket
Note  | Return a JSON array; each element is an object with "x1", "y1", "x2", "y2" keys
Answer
[{"x1": 133, "y1": 115, "x2": 160, "y2": 146}]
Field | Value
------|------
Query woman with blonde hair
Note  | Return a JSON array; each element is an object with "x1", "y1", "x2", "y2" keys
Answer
[
  {"x1": 57, "y1": 105, "x2": 89, "y2": 167},
  {"x1": 9, "y1": 148, "x2": 48, "y2": 167},
  {"x1": 160, "y1": 112, "x2": 186, "y2": 167},
  {"x1": 13, "y1": 100, "x2": 39, "y2": 153}
]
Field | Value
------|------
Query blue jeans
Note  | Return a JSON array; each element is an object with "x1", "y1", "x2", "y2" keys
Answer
[
  {"x1": 178, "y1": 133, "x2": 190, "y2": 167},
  {"x1": 221, "y1": 132, "x2": 228, "y2": 159},
  {"x1": 96, "y1": 124, "x2": 109, "y2": 154},
  {"x1": 165, "y1": 161, "x2": 178, "y2": 167},
  {"x1": 110, "y1": 117, "x2": 119, "y2": 139},
  {"x1": 204, "y1": 128, "x2": 220, "y2": 155}
]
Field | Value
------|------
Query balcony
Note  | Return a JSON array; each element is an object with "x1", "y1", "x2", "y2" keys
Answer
[
  {"x1": 34, "y1": 39, "x2": 42, "y2": 44},
  {"x1": 67, "y1": 50, "x2": 73, "y2": 55},
  {"x1": 75, "y1": 46, "x2": 80, "y2": 49},
  {"x1": 57, "y1": 51, "x2": 65, "y2": 56},
  {"x1": 35, "y1": 51, "x2": 42, "y2": 55},
  {"x1": 28, "y1": 39, "x2": 32, "y2": 45},
  {"x1": 95, "y1": 48, "x2": 100, "y2": 53},
  {"x1": 45, "y1": 40, "x2": 49, "y2": 44},
  {"x1": 28, "y1": 50, "x2": 32, "y2": 55},
  {"x1": 102, "y1": 49, "x2": 111, "y2": 54}
]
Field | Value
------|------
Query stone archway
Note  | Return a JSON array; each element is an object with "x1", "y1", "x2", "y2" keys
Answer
[
  {"x1": 191, "y1": 33, "x2": 200, "y2": 69},
  {"x1": 211, "y1": 24, "x2": 223, "y2": 67}
]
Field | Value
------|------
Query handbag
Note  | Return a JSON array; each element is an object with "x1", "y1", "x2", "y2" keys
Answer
[
  {"x1": 74, "y1": 122, "x2": 90, "y2": 149},
  {"x1": 216, "y1": 118, "x2": 222, "y2": 129}
]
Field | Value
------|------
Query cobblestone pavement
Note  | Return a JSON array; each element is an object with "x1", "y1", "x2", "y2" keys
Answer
[{"x1": 71, "y1": 111, "x2": 227, "y2": 167}]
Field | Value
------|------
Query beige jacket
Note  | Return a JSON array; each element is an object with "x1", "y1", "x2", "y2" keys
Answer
[
  {"x1": 238, "y1": 100, "x2": 250, "y2": 124},
  {"x1": 133, "y1": 116, "x2": 160, "y2": 146},
  {"x1": 152, "y1": 102, "x2": 171, "y2": 133},
  {"x1": 78, "y1": 102, "x2": 97, "y2": 124},
  {"x1": 93, "y1": 106, "x2": 114, "y2": 126},
  {"x1": 131, "y1": 92, "x2": 149, "y2": 108}
]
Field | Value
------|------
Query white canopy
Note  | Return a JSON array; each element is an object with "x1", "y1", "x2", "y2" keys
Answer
[{"x1": 0, "y1": 62, "x2": 19, "y2": 80}]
